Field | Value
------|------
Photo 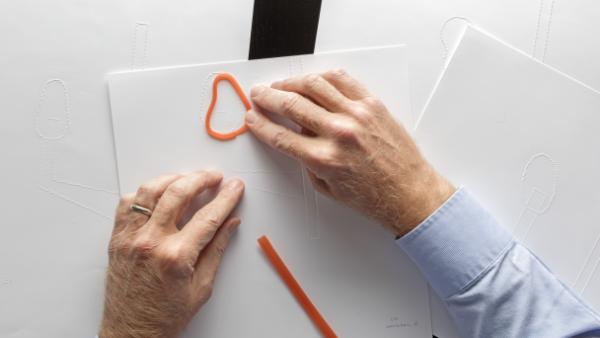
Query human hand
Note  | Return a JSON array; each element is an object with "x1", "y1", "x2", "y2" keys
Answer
[
  {"x1": 246, "y1": 70, "x2": 455, "y2": 236},
  {"x1": 99, "y1": 171, "x2": 244, "y2": 338}
]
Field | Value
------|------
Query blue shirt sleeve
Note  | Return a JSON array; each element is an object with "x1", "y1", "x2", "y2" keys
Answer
[{"x1": 396, "y1": 188, "x2": 600, "y2": 338}]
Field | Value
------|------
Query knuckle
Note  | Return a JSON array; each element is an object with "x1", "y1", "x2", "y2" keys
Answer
[
  {"x1": 271, "y1": 129, "x2": 289, "y2": 151},
  {"x1": 204, "y1": 212, "x2": 222, "y2": 229},
  {"x1": 331, "y1": 118, "x2": 361, "y2": 143},
  {"x1": 165, "y1": 182, "x2": 188, "y2": 200},
  {"x1": 214, "y1": 242, "x2": 227, "y2": 259},
  {"x1": 130, "y1": 235, "x2": 158, "y2": 258},
  {"x1": 304, "y1": 74, "x2": 322, "y2": 91},
  {"x1": 158, "y1": 247, "x2": 181, "y2": 266},
  {"x1": 158, "y1": 245, "x2": 194, "y2": 277},
  {"x1": 351, "y1": 104, "x2": 374, "y2": 122},
  {"x1": 281, "y1": 93, "x2": 301, "y2": 115},
  {"x1": 329, "y1": 68, "x2": 348, "y2": 79},
  {"x1": 195, "y1": 170, "x2": 210, "y2": 180},
  {"x1": 137, "y1": 183, "x2": 159, "y2": 199},
  {"x1": 198, "y1": 278, "x2": 214, "y2": 299},
  {"x1": 362, "y1": 96, "x2": 385, "y2": 110},
  {"x1": 307, "y1": 145, "x2": 337, "y2": 167}
]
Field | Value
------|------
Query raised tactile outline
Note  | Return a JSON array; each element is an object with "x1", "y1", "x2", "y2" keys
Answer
[
  {"x1": 575, "y1": 233, "x2": 600, "y2": 294},
  {"x1": 541, "y1": 0, "x2": 556, "y2": 62},
  {"x1": 131, "y1": 22, "x2": 150, "y2": 70},
  {"x1": 35, "y1": 78, "x2": 117, "y2": 220},
  {"x1": 38, "y1": 185, "x2": 112, "y2": 221},
  {"x1": 288, "y1": 55, "x2": 320, "y2": 239},
  {"x1": 440, "y1": 16, "x2": 471, "y2": 61},
  {"x1": 531, "y1": 0, "x2": 556, "y2": 61},
  {"x1": 35, "y1": 79, "x2": 71, "y2": 141},
  {"x1": 514, "y1": 153, "x2": 559, "y2": 241},
  {"x1": 580, "y1": 257, "x2": 600, "y2": 296}
]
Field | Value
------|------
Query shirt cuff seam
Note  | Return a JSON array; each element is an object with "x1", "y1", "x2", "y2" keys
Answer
[{"x1": 523, "y1": 245, "x2": 600, "y2": 324}]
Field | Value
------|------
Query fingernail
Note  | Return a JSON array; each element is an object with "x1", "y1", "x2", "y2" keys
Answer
[
  {"x1": 227, "y1": 178, "x2": 244, "y2": 191},
  {"x1": 245, "y1": 109, "x2": 258, "y2": 124},
  {"x1": 250, "y1": 85, "x2": 267, "y2": 97},
  {"x1": 271, "y1": 80, "x2": 283, "y2": 88}
]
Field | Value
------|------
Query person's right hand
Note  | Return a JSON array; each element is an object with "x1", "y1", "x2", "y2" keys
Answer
[{"x1": 246, "y1": 69, "x2": 455, "y2": 237}]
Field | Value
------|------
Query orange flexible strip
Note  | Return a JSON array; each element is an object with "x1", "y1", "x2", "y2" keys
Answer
[
  {"x1": 257, "y1": 235, "x2": 338, "y2": 338},
  {"x1": 204, "y1": 72, "x2": 251, "y2": 140}
]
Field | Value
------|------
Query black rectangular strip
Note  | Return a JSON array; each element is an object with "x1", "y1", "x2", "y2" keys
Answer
[{"x1": 248, "y1": 0, "x2": 322, "y2": 60}]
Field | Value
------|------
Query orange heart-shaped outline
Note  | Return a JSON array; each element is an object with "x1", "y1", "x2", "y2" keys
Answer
[{"x1": 204, "y1": 72, "x2": 252, "y2": 141}]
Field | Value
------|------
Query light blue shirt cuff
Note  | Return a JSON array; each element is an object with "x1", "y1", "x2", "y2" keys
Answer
[{"x1": 395, "y1": 187, "x2": 514, "y2": 299}]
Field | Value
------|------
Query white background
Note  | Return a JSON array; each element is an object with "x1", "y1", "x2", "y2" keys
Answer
[{"x1": 1, "y1": 1, "x2": 598, "y2": 337}]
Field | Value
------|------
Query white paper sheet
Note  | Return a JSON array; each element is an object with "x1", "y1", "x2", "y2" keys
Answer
[
  {"x1": 542, "y1": 0, "x2": 600, "y2": 95},
  {"x1": 108, "y1": 46, "x2": 432, "y2": 338},
  {"x1": 415, "y1": 25, "x2": 600, "y2": 312}
]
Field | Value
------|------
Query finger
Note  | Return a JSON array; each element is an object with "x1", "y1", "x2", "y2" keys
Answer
[
  {"x1": 178, "y1": 179, "x2": 245, "y2": 252},
  {"x1": 192, "y1": 217, "x2": 240, "y2": 295},
  {"x1": 321, "y1": 69, "x2": 371, "y2": 100},
  {"x1": 271, "y1": 74, "x2": 352, "y2": 112},
  {"x1": 250, "y1": 85, "x2": 332, "y2": 134},
  {"x1": 245, "y1": 109, "x2": 321, "y2": 162},
  {"x1": 129, "y1": 174, "x2": 181, "y2": 230},
  {"x1": 151, "y1": 171, "x2": 223, "y2": 230},
  {"x1": 113, "y1": 193, "x2": 135, "y2": 236}
]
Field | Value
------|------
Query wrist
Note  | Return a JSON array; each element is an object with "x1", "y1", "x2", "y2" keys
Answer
[
  {"x1": 99, "y1": 316, "x2": 182, "y2": 338},
  {"x1": 392, "y1": 166, "x2": 455, "y2": 237}
]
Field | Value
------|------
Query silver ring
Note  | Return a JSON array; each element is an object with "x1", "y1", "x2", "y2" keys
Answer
[{"x1": 130, "y1": 204, "x2": 153, "y2": 217}]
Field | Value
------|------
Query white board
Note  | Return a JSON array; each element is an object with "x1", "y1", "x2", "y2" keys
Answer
[
  {"x1": 108, "y1": 46, "x2": 432, "y2": 338},
  {"x1": 415, "y1": 25, "x2": 600, "y2": 312}
]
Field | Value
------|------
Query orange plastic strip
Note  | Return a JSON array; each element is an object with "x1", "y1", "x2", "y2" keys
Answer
[
  {"x1": 257, "y1": 235, "x2": 338, "y2": 338},
  {"x1": 204, "y1": 72, "x2": 251, "y2": 140}
]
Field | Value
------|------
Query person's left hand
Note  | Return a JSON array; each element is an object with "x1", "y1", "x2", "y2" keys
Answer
[{"x1": 99, "y1": 171, "x2": 244, "y2": 338}]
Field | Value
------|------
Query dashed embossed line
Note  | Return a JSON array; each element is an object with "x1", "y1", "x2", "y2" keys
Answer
[
  {"x1": 575, "y1": 233, "x2": 600, "y2": 292},
  {"x1": 541, "y1": 0, "x2": 556, "y2": 62},
  {"x1": 287, "y1": 56, "x2": 305, "y2": 78},
  {"x1": 51, "y1": 177, "x2": 119, "y2": 195},
  {"x1": 532, "y1": 0, "x2": 545, "y2": 57},
  {"x1": 232, "y1": 169, "x2": 301, "y2": 174},
  {"x1": 581, "y1": 257, "x2": 600, "y2": 295},
  {"x1": 249, "y1": 187, "x2": 302, "y2": 199},
  {"x1": 131, "y1": 22, "x2": 150, "y2": 70},
  {"x1": 514, "y1": 153, "x2": 560, "y2": 242},
  {"x1": 39, "y1": 139, "x2": 119, "y2": 195},
  {"x1": 35, "y1": 79, "x2": 71, "y2": 140},
  {"x1": 440, "y1": 16, "x2": 471, "y2": 61},
  {"x1": 38, "y1": 185, "x2": 113, "y2": 221},
  {"x1": 198, "y1": 72, "x2": 221, "y2": 123},
  {"x1": 520, "y1": 152, "x2": 559, "y2": 214},
  {"x1": 301, "y1": 165, "x2": 320, "y2": 239}
]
